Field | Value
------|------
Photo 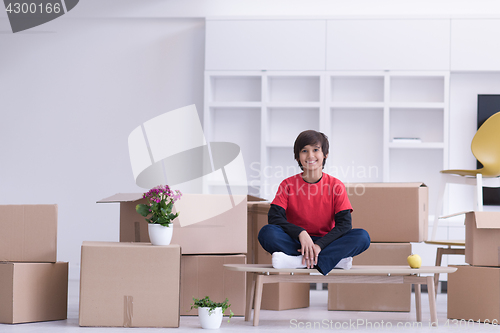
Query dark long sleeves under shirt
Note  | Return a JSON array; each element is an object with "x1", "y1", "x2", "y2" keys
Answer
[{"x1": 268, "y1": 204, "x2": 352, "y2": 250}]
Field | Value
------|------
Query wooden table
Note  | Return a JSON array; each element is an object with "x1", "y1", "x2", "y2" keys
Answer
[{"x1": 224, "y1": 264, "x2": 457, "y2": 326}]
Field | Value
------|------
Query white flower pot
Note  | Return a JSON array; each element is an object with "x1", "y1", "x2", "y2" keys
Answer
[
  {"x1": 198, "y1": 307, "x2": 223, "y2": 329},
  {"x1": 148, "y1": 223, "x2": 173, "y2": 246}
]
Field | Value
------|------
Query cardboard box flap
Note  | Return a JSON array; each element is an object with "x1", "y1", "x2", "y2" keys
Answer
[
  {"x1": 347, "y1": 182, "x2": 426, "y2": 188},
  {"x1": 439, "y1": 211, "x2": 468, "y2": 219},
  {"x1": 467, "y1": 211, "x2": 500, "y2": 229},
  {"x1": 97, "y1": 193, "x2": 143, "y2": 203},
  {"x1": 173, "y1": 194, "x2": 246, "y2": 227}
]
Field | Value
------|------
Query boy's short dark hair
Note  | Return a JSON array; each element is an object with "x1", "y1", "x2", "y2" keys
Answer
[{"x1": 293, "y1": 130, "x2": 329, "y2": 170}]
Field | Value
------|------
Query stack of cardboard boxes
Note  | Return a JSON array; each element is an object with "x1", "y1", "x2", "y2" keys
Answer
[
  {"x1": 247, "y1": 184, "x2": 429, "y2": 312},
  {"x1": 448, "y1": 211, "x2": 500, "y2": 323},
  {"x1": 329, "y1": 183, "x2": 428, "y2": 312},
  {"x1": 0, "y1": 205, "x2": 68, "y2": 324},
  {"x1": 85, "y1": 193, "x2": 248, "y2": 328}
]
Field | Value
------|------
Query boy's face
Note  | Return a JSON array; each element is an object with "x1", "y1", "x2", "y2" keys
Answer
[{"x1": 298, "y1": 143, "x2": 328, "y2": 172}]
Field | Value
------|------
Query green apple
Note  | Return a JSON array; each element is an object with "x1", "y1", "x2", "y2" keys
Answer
[{"x1": 407, "y1": 254, "x2": 422, "y2": 268}]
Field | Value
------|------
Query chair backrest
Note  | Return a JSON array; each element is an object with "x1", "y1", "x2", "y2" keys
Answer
[{"x1": 472, "y1": 111, "x2": 500, "y2": 176}]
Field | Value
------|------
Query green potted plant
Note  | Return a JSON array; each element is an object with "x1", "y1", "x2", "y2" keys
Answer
[
  {"x1": 135, "y1": 185, "x2": 182, "y2": 245},
  {"x1": 190, "y1": 296, "x2": 234, "y2": 329}
]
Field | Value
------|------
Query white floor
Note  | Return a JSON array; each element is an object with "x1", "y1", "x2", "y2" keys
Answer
[{"x1": 0, "y1": 280, "x2": 493, "y2": 332}]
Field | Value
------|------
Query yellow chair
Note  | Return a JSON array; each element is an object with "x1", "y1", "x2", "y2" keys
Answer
[
  {"x1": 431, "y1": 111, "x2": 500, "y2": 240},
  {"x1": 427, "y1": 112, "x2": 500, "y2": 296}
]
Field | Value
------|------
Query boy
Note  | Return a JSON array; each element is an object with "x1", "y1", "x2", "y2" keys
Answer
[{"x1": 258, "y1": 130, "x2": 370, "y2": 275}]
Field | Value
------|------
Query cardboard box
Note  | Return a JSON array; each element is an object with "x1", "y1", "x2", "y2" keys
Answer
[
  {"x1": 328, "y1": 243, "x2": 412, "y2": 312},
  {"x1": 0, "y1": 262, "x2": 68, "y2": 324},
  {"x1": 464, "y1": 211, "x2": 500, "y2": 267},
  {"x1": 180, "y1": 254, "x2": 246, "y2": 316},
  {"x1": 79, "y1": 242, "x2": 181, "y2": 327},
  {"x1": 0, "y1": 205, "x2": 58, "y2": 262},
  {"x1": 448, "y1": 265, "x2": 500, "y2": 323},
  {"x1": 247, "y1": 198, "x2": 271, "y2": 265},
  {"x1": 247, "y1": 199, "x2": 310, "y2": 311},
  {"x1": 346, "y1": 183, "x2": 428, "y2": 242},
  {"x1": 98, "y1": 193, "x2": 247, "y2": 254}
]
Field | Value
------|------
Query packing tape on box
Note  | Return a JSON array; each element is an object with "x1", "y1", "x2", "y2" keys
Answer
[
  {"x1": 124, "y1": 295, "x2": 133, "y2": 327},
  {"x1": 128, "y1": 104, "x2": 247, "y2": 227}
]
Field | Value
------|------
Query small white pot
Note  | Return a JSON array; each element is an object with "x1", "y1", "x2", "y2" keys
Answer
[
  {"x1": 198, "y1": 307, "x2": 223, "y2": 329},
  {"x1": 148, "y1": 223, "x2": 173, "y2": 246}
]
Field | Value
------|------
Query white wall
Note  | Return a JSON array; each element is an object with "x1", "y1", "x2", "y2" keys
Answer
[
  {"x1": 2, "y1": 0, "x2": 500, "y2": 279},
  {"x1": 0, "y1": 16, "x2": 205, "y2": 279}
]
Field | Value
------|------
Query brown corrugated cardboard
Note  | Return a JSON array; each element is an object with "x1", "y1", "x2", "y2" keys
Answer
[
  {"x1": 464, "y1": 211, "x2": 500, "y2": 266},
  {"x1": 247, "y1": 200, "x2": 272, "y2": 264},
  {"x1": 180, "y1": 254, "x2": 246, "y2": 316},
  {"x1": 247, "y1": 200, "x2": 310, "y2": 311},
  {"x1": 0, "y1": 205, "x2": 57, "y2": 262},
  {"x1": 328, "y1": 243, "x2": 412, "y2": 312},
  {"x1": 79, "y1": 242, "x2": 181, "y2": 327},
  {"x1": 98, "y1": 193, "x2": 247, "y2": 254},
  {"x1": 0, "y1": 262, "x2": 68, "y2": 324},
  {"x1": 261, "y1": 280, "x2": 310, "y2": 311},
  {"x1": 448, "y1": 265, "x2": 500, "y2": 323},
  {"x1": 346, "y1": 183, "x2": 428, "y2": 242}
]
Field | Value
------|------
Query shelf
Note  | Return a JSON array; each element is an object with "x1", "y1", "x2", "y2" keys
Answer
[
  {"x1": 268, "y1": 76, "x2": 320, "y2": 102},
  {"x1": 330, "y1": 76, "x2": 384, "y2": 103},
  {"x1": 208, "y1": 102, "x2": 262, "y2": 108},
  {"x1": 265, "y1": 102, "x2": 322, "y2": 108},
  {"x1": 210, "y1": 76, "x2": 261, "y2": 102},
  {"x1": 267, "y1": 107, "x2": 320, "y2": 144},
  {"x1": 329, "y1": 102, "x2": 385, "y2": 109},
  {"x1": 389, "y1": 102, "x2": 446, "y2": 109},
  {"x1": 388, "y1": 142, "x2": 444, "y2": 149},
  {"x1": 390, "y1": 76, "x2": 445, "y2": 103},
  {"x1": 330, "y1": 108, "x2": 384, "y2": 183},
  {"x1": 390, "y1": 108, "x2": 444, "y2": 143}
]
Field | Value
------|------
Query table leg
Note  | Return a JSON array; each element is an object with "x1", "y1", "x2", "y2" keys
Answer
[
  {"x1": 253, "y1": 274, "x2": 264, "y2": 326},
  {"x1": 245, "y1": 272, "x2": 255, "y2": 322},
  {"x1": 415, "y1": 283, "x2": 422, "y2": 322},
  {"x1": 427, "y1": 276, "x2": 438, "y2": 326},
  {"x1": 434, "y1": 247, "x2": 444, "y2": 299}
]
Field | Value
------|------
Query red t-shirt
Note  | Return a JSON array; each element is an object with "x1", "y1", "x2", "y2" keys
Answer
[{"x1": 271, "y1": 173, "x2": 353, "y2": 237}]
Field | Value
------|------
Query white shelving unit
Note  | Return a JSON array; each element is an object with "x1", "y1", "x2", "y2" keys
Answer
[
  {"x1": 204, "y1": 70, "x2": 449, "y2": 206},
  {"x1": 204, "y1": 71, "x2": 324, "y2": 198}
]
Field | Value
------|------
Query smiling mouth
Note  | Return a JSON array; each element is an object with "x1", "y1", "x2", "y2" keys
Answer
[{"x1": 306, "y1": 160, "x2": 317, "y2": 164}]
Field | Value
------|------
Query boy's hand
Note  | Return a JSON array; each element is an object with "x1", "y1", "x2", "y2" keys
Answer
[{"x1": 298, "y1": 231, "x2": 322, "y2": 268}]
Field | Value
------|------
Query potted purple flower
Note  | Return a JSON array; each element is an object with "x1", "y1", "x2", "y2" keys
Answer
[{"x1": 135, "y1": 185, "x2": 182, "y2": 245}]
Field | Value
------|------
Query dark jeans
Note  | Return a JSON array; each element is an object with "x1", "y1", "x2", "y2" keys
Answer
[{"x1": 258, "y1": 224, "x2": 370, "y2": 275}]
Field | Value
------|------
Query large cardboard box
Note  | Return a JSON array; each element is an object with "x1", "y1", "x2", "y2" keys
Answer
[
  {"x1": 98, "y1": 193, "x2": 247, "y2": 254},
  {"x1": 79, "y1": 242, "x2": 181, "y2": 327},
  {"x1": 0, "y1": 262, "x2": 68, "y2": 324},
  {"x1": 180, "y1": 254, "x2": 246, "y2": 316},
  {"x1": 328, "y1": 243, "x2": 412, "y2": 312},
  {"x1": 346, "y1": 183, "x2": 428, "y2": 242},
  {"x1": 0, "y1": 205, "x2": 58, "y2": 262},
  {"x1": 448, "y1": 265, "x2": 500, "y2": 323},
  {"x1": 464, "y1": 211, "x2": 500, "y2": 266},
  {"x1": 247, "y1": 199, "x2": 310, "y2": 311}
]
